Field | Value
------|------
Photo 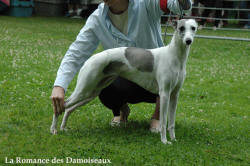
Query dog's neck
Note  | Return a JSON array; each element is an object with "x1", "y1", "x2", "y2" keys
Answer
[{"x1": 168, "y1": 31, "x2": 191, "y2": 67}]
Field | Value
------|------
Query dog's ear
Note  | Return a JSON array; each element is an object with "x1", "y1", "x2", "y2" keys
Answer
[{"x1": 171, "y1": 20, "x2": 178, "y2": 29}]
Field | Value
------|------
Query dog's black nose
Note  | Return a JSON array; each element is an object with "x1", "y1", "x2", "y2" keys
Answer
[{"x1": 186, "y1": 39, "x2": 192, "y2": 45}]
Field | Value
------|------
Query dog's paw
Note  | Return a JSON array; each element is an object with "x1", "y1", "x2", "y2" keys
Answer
[
  {"x1": 50, "y1": 128, "x2": 57, "y2": 135},
  {"x1": 60, "y1": 127, "x2": 68, "y2": 132},
  {"x1": 171, "y1": 138, "x2": 177, "y2": 142},
  {"x1": 168, "y1": 128, "x2": 176, "y2": 141},
  {"x1": 169, "y1": 132, "x2": 177, "y2": 142},
  {"x1": 161, "y1": 139, "x2": 172, "y2": 145}
]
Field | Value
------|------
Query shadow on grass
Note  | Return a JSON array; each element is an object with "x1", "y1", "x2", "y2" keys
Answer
[
  {"x1": 58, "y1": 120, "x2": 151, "y2": 137},
  {"x1": 55, "y1": 118, "x2": 215, "y2": 145},
  {"x1": 176, "y1": 121, "x2": 214, "y2": 144}
]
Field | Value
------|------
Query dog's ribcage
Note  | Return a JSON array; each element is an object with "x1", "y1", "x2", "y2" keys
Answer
[{"x1": 78, "y1": 47, "x2": 159, "y2": 96}]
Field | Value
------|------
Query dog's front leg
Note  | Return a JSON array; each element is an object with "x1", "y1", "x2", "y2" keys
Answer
[
  {"x1": 168, "y1": 91, "x2": 180, "y2": 141},
  {"x1": 159, "y1": 91, "x2": 171, "y2": 144},
  {"x1": 50, "y1": 113, "x2": 59, "y2": 134}
]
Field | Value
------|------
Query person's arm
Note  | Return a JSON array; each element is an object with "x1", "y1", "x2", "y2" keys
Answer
[
  {"x1": 54, "y1": 18, "x2": 99, "y2": 92},
  {"x1": 51, "y1": 15, "x2": 99, "y2": 115}
]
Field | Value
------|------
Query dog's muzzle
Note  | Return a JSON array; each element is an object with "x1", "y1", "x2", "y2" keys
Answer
[{"x1": 185, "y1": 38, "x2": 192, "y2": 45}]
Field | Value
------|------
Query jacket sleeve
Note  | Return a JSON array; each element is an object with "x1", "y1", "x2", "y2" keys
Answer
[
  {"x1": 144, "y1": 0, "x2": 192, "y2": 20},
  {"x1": 54, "y1": 16, "x2": 99, "y2": 92}
]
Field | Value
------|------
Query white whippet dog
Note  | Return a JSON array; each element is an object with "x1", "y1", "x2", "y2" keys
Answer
[{"x1": 51, "y1": 19, "x2": 198, "y2": 144}]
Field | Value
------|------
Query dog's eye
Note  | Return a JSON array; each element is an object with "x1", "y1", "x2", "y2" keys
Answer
[
  {"x1": 191, "y1": 26, "x2": 196, "y2": 31},
  {"x1": 179, "y1": 26, "x2": 185, "y2": 32}
]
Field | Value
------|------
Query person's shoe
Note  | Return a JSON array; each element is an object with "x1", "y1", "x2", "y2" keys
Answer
[
  {"x1": 150, "y1": 119, "x2": 160, "y2": 133},
  {"x1": 110, "y1": 116, "x2": 121, "y2": 127}
]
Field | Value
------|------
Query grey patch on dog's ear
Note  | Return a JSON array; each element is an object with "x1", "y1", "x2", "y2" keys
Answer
[
  {"x1": 125, "y1": 47, "x2": 154, "y2": 72},
  {"x1": 103, "y1": 61, "x2": 127, "y2": 75}
]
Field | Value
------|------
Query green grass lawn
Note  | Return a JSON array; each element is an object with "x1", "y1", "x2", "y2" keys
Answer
[{"x1": 0, "y1": 16, "x2": 249, "y2": 165}]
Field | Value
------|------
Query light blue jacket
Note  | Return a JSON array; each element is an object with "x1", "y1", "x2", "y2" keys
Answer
[{"x1": 54, "y1": 0, "x2": 192, "y2": 91}]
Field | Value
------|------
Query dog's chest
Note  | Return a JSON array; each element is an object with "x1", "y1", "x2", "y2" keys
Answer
[
  {"x1": 120, "y1": 70, "x2": 158, "y2": 94},
  {"x1": 155, "y1": 53, "x2": 186, "y2": 89}
]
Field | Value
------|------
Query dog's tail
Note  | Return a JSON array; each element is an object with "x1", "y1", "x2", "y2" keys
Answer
[{"x1": 64, "y1": 94, "x2": 95, "y2": 112}]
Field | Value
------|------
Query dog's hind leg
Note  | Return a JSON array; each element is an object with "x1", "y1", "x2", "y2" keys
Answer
[
  {"x1": 60, "y1": 97, "x2": 95, "y2": 131},
  {"x1": 50, "y1": 113, "x2": 59, "y2": 134}
]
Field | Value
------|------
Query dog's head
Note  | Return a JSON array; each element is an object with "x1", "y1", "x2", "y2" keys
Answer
[{"x1": 173, "y1": 19, "x2": 198, "y2": 46}]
